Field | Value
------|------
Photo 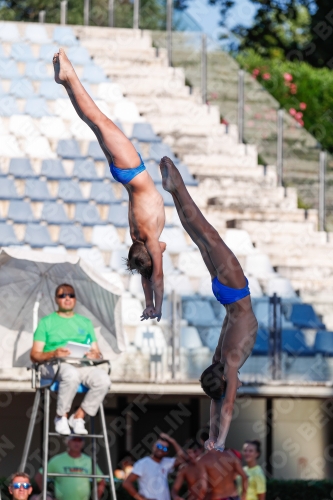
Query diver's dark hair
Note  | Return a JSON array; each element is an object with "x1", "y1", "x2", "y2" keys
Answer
[
  {"x1": 126, "y1": 241, "x2": 153, "y2": 280},
  {"x1": 245, "y1": 439, "x2": 261, "y2": 457},
  {"x1": 55, "y1": 283, "x2": 75, "y2": 296},
  {"x1": 199, "y1": 362, "x2": 226, "y2": 401}
]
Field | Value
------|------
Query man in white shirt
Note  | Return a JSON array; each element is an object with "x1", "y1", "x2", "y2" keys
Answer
[{"x1": 123, "y1": 433, "x2": 185, "y2": 500}]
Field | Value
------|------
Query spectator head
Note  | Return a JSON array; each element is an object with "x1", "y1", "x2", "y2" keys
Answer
[
  {"x1": 242, "y1": 440, "x2": 261, "y2": 466},
  {"x1": 126, "y1": 241, "x2": 153, "y2": 280},
  {"x1": 200, "y1": 362, "x2": 226, "y2": 400},
  {"x1": 185, "y1": 440, "x2": 204, "y2": 463},
  {"x1": 152, "y1": 437, "x2": 170, "y2": 459},
  {"x1": 66, "y1": 434, "x2": 85, "y2": 453},
  {"x1": 8, "y1": 472, "x2": 32, "y2": 500},
  {"x1": 55, "y1": 283, "x2": 76, "y2": 312}
]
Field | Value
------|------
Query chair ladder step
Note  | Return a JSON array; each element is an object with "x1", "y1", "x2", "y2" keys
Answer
[{"x1": 48, "y1": 432, "x2": 104, "y2": 438}]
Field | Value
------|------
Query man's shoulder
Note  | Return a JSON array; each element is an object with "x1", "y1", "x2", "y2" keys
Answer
[
  {"x1": 49, "y1": 452, "x2": 68, "y2": 465},
  {"x1": 73, "y1": 314, "x2": 93, "y2": 325},
  {"x1": 40, "y1": 312, "x2": 57, "y2": 323}
]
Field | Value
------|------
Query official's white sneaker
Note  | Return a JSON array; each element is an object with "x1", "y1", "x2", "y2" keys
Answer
[
  {"x1": 54, "y1": 416, "x2": 71, "y2": 435},
  {"x1": 68, "y1": 414, "x2": 88, "y2": 435}
]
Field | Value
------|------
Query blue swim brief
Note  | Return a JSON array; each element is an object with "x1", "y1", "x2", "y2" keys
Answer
[
  {"x1": 212, "y1": 276, "x2": 250, "y2": 306},
  {"x1": 109, "y1": 153, "x2": 146, "y2": 184}
]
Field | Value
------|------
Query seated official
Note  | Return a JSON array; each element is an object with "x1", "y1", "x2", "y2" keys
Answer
[
  {"x1": 30, "y1": 283, "x2": 110, "y2": 435},
  {"x1": 8, "y1": 472, "x2": 33, "y2": 500}
]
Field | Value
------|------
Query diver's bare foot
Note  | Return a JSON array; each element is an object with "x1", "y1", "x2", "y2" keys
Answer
[
  {"x1": 159, "y1": 156, "x2": 182, "y2": 193},
  {"x1": 53, "y1": 48, "x2": 75, "y2": 85}
]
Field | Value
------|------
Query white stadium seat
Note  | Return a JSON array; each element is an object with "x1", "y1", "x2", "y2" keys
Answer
[{"x1": 0, "y1": 134, "x2": 24, "y2": 157}]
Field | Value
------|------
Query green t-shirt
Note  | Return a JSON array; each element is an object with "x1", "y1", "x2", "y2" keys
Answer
[
  {"x1": 40, "y1": 452, "x2": 103, "y2": 500},
  {"x1": 34, "y1": 312, "x2": 96, "y2": 352}
]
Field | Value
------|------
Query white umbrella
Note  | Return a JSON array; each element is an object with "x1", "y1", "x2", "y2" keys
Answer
[{"x1": 0, "y1": 248, "x2": 125, "y2": 371}]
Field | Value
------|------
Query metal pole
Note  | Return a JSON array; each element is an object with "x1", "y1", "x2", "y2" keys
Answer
[
  {"x1": 319, "y1": 151, "x2": 326, "y2": 232},
  {"x1": 171, "y1": 290, "x2": 180, "y2": 379},
  {"x1": 39, "y1": 10, "x2": 46, "y2": 23},
  {"x1": 108, "y1": 0, "x2": 114, "y2": 27},
  {"x1": 60, "y1": 0, "x2": 67, "y2": 25},
  {"x1": 201, "y1": 33, "x2": 207, "y2": 105},
  {"x1": 91, "y1": 417, "x2": 98, "y2": 500},
  {"x1": 133, "y1": 0, "x2": 139, "y2": 29},
  {"x1": 269, "y1": 293, "x2": 282, "y2": 380},
  {"x1": 20, "y1": 391, "x2": 41, "y2": 471},
  {"x1": 277, "y1": 109, "x2": 284, "y2": 187},
  {"x1": 166, "y1": 0, "x2": 172, "y2": 67},
  {"x1": 237, "y1": 70, "x2": 245, "y2": 144},
  {"x1": 84, "y1": 0, "x2": 90, "y2": 26},
  {"x1": 42, "y1": 390, "x2": 50, "y2": 500},
  {"x1": 99, "y1": 404, "x2": 117, "y2": 500}
]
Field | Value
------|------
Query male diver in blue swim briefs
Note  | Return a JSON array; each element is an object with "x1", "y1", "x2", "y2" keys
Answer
[
  {"x1": 160, "y1": 157, "x2": 258, "y2": 453},
  {"x1": 54, "y1": 49, "x2": 166, "y2": 321}
]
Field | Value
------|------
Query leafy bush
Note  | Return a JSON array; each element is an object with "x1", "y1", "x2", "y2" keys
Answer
[{"x1": 237, "y1": 50, "x2": 333, "y2": 154}]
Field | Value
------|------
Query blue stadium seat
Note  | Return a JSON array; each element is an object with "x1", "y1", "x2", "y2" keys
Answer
[
  {"x1": 0, "y1": 22, "x2": 20, "y2": 42},
  {"x1": 25, "y1": 224, "x2": 55, "y2": 247},
  {"x1": 39, "y1": 44, "x2": 58, "y2": 62},
  {"x1": 314, "y1": 331, "x2": 333, "y2": 356},
  {"x1": 145, "y1": 160, "x2": 162, "y2": 183},
  {"x1": 41, "y1": 159, "x2": 69, "y2": 180},
  {"x1": 7, "y1": 201, "x2": 35, "y2": 223},
  {"x1": 73, "y1": 158, "x2": 99, "y2": 180},
  {"x1": 197, "y1": 326, "x2": 220, "y2": 351},
  {"x1": 0, "y1": 179, "x2": 20, "y2": 200},
  {"x1": 156, "y1": 184, "x2": 174, "y2": 206},
  {"x1": 25, "y1": 25, "x2": 50, "y2": 44},
  {"x1": 41, "y1": 202, "x2": 70, "y2": 224},
  {"x1": 0, "y1": 96, "x2": 20, "y2": 116},
  {"x1": 182, "y1": 299, "x2": 219, "y2": 327},
  {"x1": 87, "y1": 141, "x2": 106, "y2": 161},
  {"x1": 289, "y1": 303, "x2": 325, "y2": 330},
  {"x1": 0, "y1": 81, "x2": 5, "y2": 96},
  {"x1": 9, "y1": 158, "x2": 36, "y2": 178},
  {"x1": 75, "y1": 203, "x2": 103, "y2": 226},
  {"x1": 25, "y1": 97, "x2": 50, "y2": 118},
  {"x1": 67, "y1": 46, "x2": 91, "y2": 65},
  {"x1": 90, "y1": 182, "x2": 119, "y2": 204},
  {"x1": 82, "y1": 64, "x2": 107, "y2": 84},
  {"x1": 252, "y1": 328, "x2": 269, "y2": 355},
  {"x1": 57, "y1": 180, "x2": 84, "y2": 202},
  {"x1": 0, "y1": 223, "x2": 20, "y2": 246},
  {"x1": 57, "y1": 139, "x2": 84, "y2": 159},
  {"x1": 131, "y1": 123, "x2": 161, "y2": 143},
  {"x1": 282, "y1": 329, "x2": 312, "y2": 356},
  {"x1": 178, "y1": 163, "x2": 198, "y2": 186},
  {"x1": 0, "y1": 58, "x2": 20, "y2": 79},
  {"x1": 39, "y1": 80, "x2": 65, "y2": 99},
  {"x1": 148, "y1": 143, "x2": 177, "y2": 163},
  {"x1": 58, "y1": 225, "x2": 90, "y2": 248},
  {"x1": 25, "y1": 61, "x2": 50, "y2": 80},
  {"x1": 25, "y1": 179, "x2": 54, "y2": 201},
  {"x1": 10, "y1": 78, "x2": 35, "y2": 98},
  {"x1": 53, "y1": 27, "x2": 78, "y2": 46},
  {"x1": 11, "y1": 43, "x2": 36, "y2": 62},
  {"x1": 108, "y1": 205, "x2": 128, "y2": 227}
]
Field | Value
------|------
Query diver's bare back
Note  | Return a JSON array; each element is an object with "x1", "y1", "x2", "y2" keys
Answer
[
  {"x1": 199, "y1": 450, "x2": 240, "y2": 499},
  {"x1": 127, "y1": 171, "x2": 165, "y2": 242}
]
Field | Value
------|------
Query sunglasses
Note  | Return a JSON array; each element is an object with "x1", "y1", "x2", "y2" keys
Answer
[
  {"x1": 11, "y1": 483, "x2": 31, "y2": 490},
  {"x1": 156, "y1": 443, "x2": 168, "y2": 452},
  {"x1": 57, "y1": 293, "x2": 75, "y2": 299}
]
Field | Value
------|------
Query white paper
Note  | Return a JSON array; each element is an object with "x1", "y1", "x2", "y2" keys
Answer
[{"x1": 65, "y1": 341, "x2": 90, "y2": 359}]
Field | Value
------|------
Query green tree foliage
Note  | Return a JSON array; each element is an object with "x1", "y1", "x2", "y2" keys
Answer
[
  {"x1": 0, "y1": 0, "x2": 167, "y2": 29},
  {"x1": 238, "y1": 49, "x2": 333, "y2": 153},
  {"x1": 308, "y1": 0, "x2": 333, "y2": 67}
]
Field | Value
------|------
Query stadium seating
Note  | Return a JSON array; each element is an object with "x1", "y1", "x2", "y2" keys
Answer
[{"x1": 0, "y1": 21, "x2": 332, "y2": 382}]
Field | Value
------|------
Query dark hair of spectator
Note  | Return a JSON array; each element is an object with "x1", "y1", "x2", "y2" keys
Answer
[
  {"x1": 199, "y1": 362, "x2": 226, "y2": 400},
  {"x1": 55, "y1": 283, "x2": 75, "y2": 296},
  {"x1": 126, "y1": 241, "x2": 153, "y2": 280},
  {"x1": 245, "y1": 440, "x2": 261, "y2": 457},
  {"x1": 10, "y1": 471, "x2": 31, "y2": 483}
]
